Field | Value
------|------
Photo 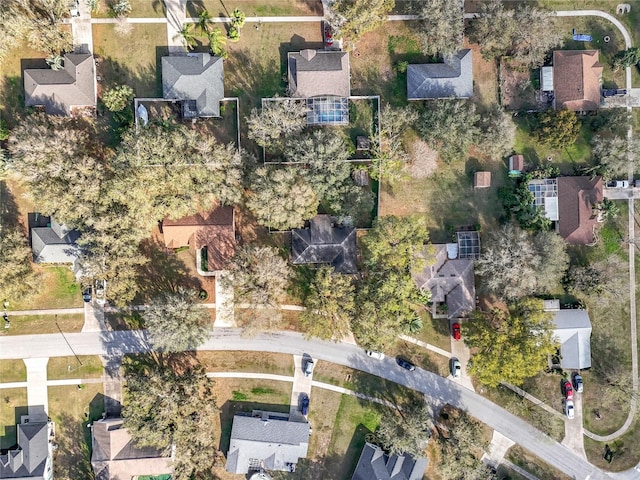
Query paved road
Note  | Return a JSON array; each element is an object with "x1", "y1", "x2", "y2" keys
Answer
[{"x1": 0, "y1": 329, "x2": 613, "y2": 480}]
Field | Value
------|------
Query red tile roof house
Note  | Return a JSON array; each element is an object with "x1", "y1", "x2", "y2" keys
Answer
[
  {"x1": 161, "y1": 206, "x2": 236, "y2": 275},
  {"x1": 557, "y1": 176, "x2": 603, "y2": 245},
  {"x1": 552, "y1": 50, "x2": 603, "y2": 112}
]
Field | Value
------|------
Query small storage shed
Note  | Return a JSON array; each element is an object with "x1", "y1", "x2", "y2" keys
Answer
[{"x1": 474, "y1": 171, "x2": 491, "y2": 188}]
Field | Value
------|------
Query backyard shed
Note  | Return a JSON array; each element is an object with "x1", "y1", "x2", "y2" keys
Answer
[{"x1": 474, "y1": 171, "x2": 491, "y2": 188}]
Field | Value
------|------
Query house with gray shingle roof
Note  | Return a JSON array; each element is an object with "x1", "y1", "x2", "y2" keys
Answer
[
  {"x1": 30, "y1": 214, "x2": 80, "y2": 264},
  {"x1": 291, "y1": 215, "x2": 357, "y2": 274},
  {"x1": 23, "y1": 53, "x2": 97, "y2": 116},
  {"x1": 352, "y1": 443, "x2": 428, "y2": 480},
  {"x1": 225, "y1": 411, "x2": 310, "y2": 474},
  {"x1": 162, "y1": 53, "x2": 224, "y2": 118},
  {"x1": 544, "y1": 300, "x2": 592, "y2": 370},
  {"x1": 407, "y1": 49, "x2": 473, "y2": 100},
  {"x1": 0, "y1": 416, "x2": 54, "y2": 480}
]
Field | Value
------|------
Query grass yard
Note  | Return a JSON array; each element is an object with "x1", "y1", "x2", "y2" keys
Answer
[
  {"x1": 507, "y1": 445, "x2": 573, "y2": 480},
  {"x1": 196, "y1": 351, "x2": 295, "y2": 376},
  {"x1": 584, "y1": 418, "x2": 640, "y2": 471},
  {"x1": 411, "y1": 308, "x2": 452, "y2": 352},
  {"x1": 521, "y1": 372, "x2": 568, "y2": 417},
  {"x1": 49, "y1": 384, "x2": 104, "y2": 480},
  {"x1": 47, "y1": 356, "x2": 104, "y2": 380},
  {"x1": 216, "y1": 378, "x2": 291, "y2": 454},
  {"x1": 186, "y1": 0, "x2": 322, "y2": 17},
  {"x1": 475, "y1": 382, "x2": 565, "y2": 442},
  {"x1": 0, "y1": 314, "x2": 84, "y2": 336},
  {"x1": 10, "y1": 266, "x2": 82, "y2": 310},
  {"x1": 92, "y1": 0, "x2": 166, "y2": 17},
  {"x1": 380, "y1": 153, "x2": 507, "y2": 242},
  {"x1": 390, "y1": 338, "x2": 450, "y2": 377},
  {"x1": 0, "y1": 360, "x2": 27, "y2": 383},
  {"x1": 92, "y1": 23, "x2": 168, "y2": 97},
  {"x1": 0, "y1": 388, "x2": 28, "y2": 449}
]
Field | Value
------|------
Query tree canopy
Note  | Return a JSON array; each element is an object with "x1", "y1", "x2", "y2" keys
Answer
[
  {"x1": 475, "y1": 224, "x2": 569, "y2": 300},
  {"x1": 143, "y1": 288, "x2": 211, "y2": 352},
  {"x1": 0, "y1": 228, "x2": 40, "y2": 302},
  {"x1": 328, "y1": 0, "x2": 395, "y2": 46},
  {"x1": 464, "y1": 299, "x2": 558, "y2": 387},
  {"x1": 377, "y1": 400, "x2": 432, "y2": 458},
  {"x1": 564, "y1": 254, "x2": 628, "y2": 305},
  {"x1": 223, "y1": 245, "x2": 293, "y2": 335},
  {"x1": 300, "y1": 266, "x2": 355, "y2": 342},
  {"x1": 592, "y1": 135, "x2": 640, "y2": 178},
  {"x1": 534, "y1": 109, "x2": 581, "y2": 149},
  {"x1": 413, "y1": 0, "x2": 463, "y2": 58},
  {"x1": 122, "y1": 361, "x2": 219, "y2": 479},
  {"x1": 247, "y1": 98, "x2": 308, "y2": 149},
  {"x1": 467, "y1": 0, "x2": 562, "y2": 68}
]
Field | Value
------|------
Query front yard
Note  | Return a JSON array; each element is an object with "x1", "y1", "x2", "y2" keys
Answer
[
  {"x1": 0, "y1": 388, "x2": 28, "y2": 449},
  {"x1": 9, "y1": 266, "x2": 83, "y2": 311},
  {"x1": 0, "y1": 314, "x2": 84, "y2": 336}
]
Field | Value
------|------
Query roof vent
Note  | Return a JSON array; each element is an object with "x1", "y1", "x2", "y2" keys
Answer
[{"x1": 300, "y1": 49, "x2": 316, "y2": 61}]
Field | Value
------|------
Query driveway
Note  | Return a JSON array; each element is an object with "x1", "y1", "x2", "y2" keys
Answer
[
  {"x1": 562, "y1": 392, "x2": 587, "y2": 459},
  {"x1": 289, "y1": 355, "x2": 313, "y2": 420},
  {"x1": 449, "y1": 320, "x2": 474, "y2": 391},
  {"x1": 23, "y1": 358, "x2": 49, "y2": 420}
]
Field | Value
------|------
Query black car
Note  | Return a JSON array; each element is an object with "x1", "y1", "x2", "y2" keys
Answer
[
  {"x1": 82, "y1": 287, "x2": 92, "y2": 303},
  {"x1": 299, "y1": 394, "x2": 309, "y2": 415},
  {"x1": 396, "y1": 357, "x2": 416, "y2": 372}
]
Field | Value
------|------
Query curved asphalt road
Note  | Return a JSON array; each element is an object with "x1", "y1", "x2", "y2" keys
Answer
[{"x1": 0, "y1": 329, "x2": 612, "y2": 480}]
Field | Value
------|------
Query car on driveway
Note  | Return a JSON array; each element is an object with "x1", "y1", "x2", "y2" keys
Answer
[
  {"x1": 396, "y1": 357, "x2": 416, "y2": 371},
  {"x1": 565, "y1": 399, "x2": 575, "y2": 419},
  {"x1": 450, "y1": 358, "x2": 461, "y2": 379},
  {"x1": 82, "y1": 287, "x2": 92, "y2": 303},
  {"x1": 323, "y1": 22, "x2": 333, "y2": 48},
  {"x1": 366, "y1": 350, "x2": 385, "y2": 360},
  {"x1": 299, "y1": 394, "x2": 309, "y2": 416},
  {"x1": 572, "y1": 373, "x2": 584, "y2": 393},
  {"x1": 451, "y1": 322, "x2": 461, "y2": 340},
  {"x1": 304, "y1": 358, "x2": 314, "y2": 377},
  {"x1": 607, "y1": 180, "x2": 629, "y2": 188},
  {"x1": 562, "y1": 379, "x2": 574, "y2": 400}
]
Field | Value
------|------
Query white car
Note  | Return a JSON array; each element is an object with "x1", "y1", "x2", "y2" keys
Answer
[
  {"x1": 366, "y1": 350, "x2": 385, "y2": 360},
  {"x1": 607, "y1": 180, "x2": 629, "y2": 188},
  {"x1": 565, "y1": 400, "x2": 575, "y2": 419},
  {"x1": 451, "y1": 359, "x2": 461, "y2": 379}
]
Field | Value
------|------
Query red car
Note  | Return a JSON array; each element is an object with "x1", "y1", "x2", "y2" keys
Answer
[
  {"x1": 452, "y1": 323, "x2": 461, "y2": 340},
  {"x1": 324, "y1": 22, "x2": 334, "y2": 47},
  {"x1": 563, "y1": 380, "x2": 574, "y2": 400}
]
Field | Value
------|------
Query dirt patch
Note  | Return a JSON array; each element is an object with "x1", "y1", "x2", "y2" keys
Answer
[
  {"x1": 467, "y1": 41, "x2": 498, "y2": 106},
  {"x1": 406, "y1": 138, "x2": 438, "y2": 179},
  {"x1": 196, "y1": 350, "x2": 294, "y2": 375},
  {"x1": 499, "y1": 60, "x2": 539, "y2": 111}
]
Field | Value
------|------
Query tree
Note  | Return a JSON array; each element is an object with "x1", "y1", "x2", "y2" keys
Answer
[
  {"x1": 464, "y1": 299, "x2": 558, "y2": 387},
  {"x1": 327, "y1": 0, "x2": 394, "y2": 46},
  {"x1": 534, "y1": 109, "x2": 581, "y2": 149},
  {"x1": 467, "y1": 1, "x2": 562, "y2": 68},
  {"x1": 372, "y1": 104, "x2": 418, "y2": 182},
  {"x1": 0, "y1": 228, "x2": 40, "y2": 302},
  {"x1": 565, "y1": 254, "x2": 628, "y2": 303},
  {"x1": 123, "y1": 362, "x2": 219, "y2": 479},
  {"x1": 613, "y1": 47, "x2": 640, "y2": 71},
  {"x1": 208, "y1": 28, "x2": 227, "y2": 57},
  {"x1": 475, "y1": 224, "x2": 569, "y2": 300},
  {"x1": 197, "y1": 9, "x2": 212, "y2": 35},
  {"x1": 412, "y1": 0, "x2": 463, "y2": 57},
  {"x1": 143, "y1": 288, "x2": 211, "y2": 352},
  {"x1": 436, "y1": 409, "x2": 493, "y2": 480},
  {"x1": 246, "y1": 166, "x2": 318, "y2": 231},
  {"x1": 476, "y1": 103, "x2": 516, "y2": 160},
  {"x1": 417, "y1": 100, "x2": 479, "y2": 163},
  {"x1": 111, "y1": 0, "x2": 131, "y2": 17},
  {"x1": 176, "y1": 22, "x2": 198, "y2": 50},
  {"x1": 101, "y1": 84, "x2": 134, "y2": 112},
  {"x1": 231, "y1": 8, "x2": 245, "y2": 28},
  {"x1": 45, "y1": 54, "x2": 63, "y2": 70},
  {"x1": 246, "y1": 98, "x2": 308, "y2": 149},
  {"x1": 300, "y1": 266, "x2": 355, "y2": 341},
  {"x1": 223, "y1": 245, "x2": 292, "y2": 335},
  {"x1": 592, "y1": 134, "x2": 640, "y2": 178},
  {"x1": 377, "y1": 400, "x2": 432, "y2": 457}
]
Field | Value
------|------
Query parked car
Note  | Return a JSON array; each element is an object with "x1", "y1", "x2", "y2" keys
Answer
[
  {"x1": 572, "y1": 373, "x2": 584, "y2": 393},
  {"x1": 304, "y1": 358, "x2": 314, "y2": 377},
  {"x1": 602, "y1": 88, "x2": 627, "y2": 97},
  {"x1": 607, "y1": 180, "x2": 629, "y2": 188},
  {"x1": 299, "y1": 394, "x2": 309, "y2": 415},
  {"x1": 451, "y1": 358, "x2": 462, "y2": 379},
  {"x1": 451, "y1": 322, "x2": 461, "y2": 340},
  {"x1": 323, "y1": 22, "x2": 333, "y2": 48},
  {"x1": 82, "y1": 287, "x2": 92, "y2": 303},
  {"x1": 396, "y1": 357, "x2": 416, "y2": 372},
  {"x1": 565, "y1": 399, "x2": 575, "y2": 419},
  {"x1": 366, "y1": 350, "x2": 385, "y2": 360},
  {"x1": 94, "y1": 279, "x2": 107, "y2": 306},
  {"x1": 562, "y1": 380, "x2": 574, "y2": 400}
]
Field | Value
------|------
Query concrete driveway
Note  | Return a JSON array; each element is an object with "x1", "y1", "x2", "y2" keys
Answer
[
  {"x1": 449, "y1": 319, "x2": 475, "y2": 391},
  {"x1": 562, "y1": 392, "x2": 587, "y2": 459},
  {"x1": 289, "y1": 355, "x2": 313, "y2": 421}
]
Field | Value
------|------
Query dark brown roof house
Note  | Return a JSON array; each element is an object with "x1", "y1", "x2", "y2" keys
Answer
[
  {"x1": 557, "y1": 176, "x2": 603, "y2": 245},
  {"x1": 552, "y1": 50, "x2": 603, "y2": 112}
]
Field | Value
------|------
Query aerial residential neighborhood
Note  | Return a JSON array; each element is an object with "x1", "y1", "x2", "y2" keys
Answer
[{"x1": 0, "y1": 0, "x2": 639, "y2": 479}]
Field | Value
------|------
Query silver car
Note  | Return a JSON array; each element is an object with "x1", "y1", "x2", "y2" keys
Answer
[
  {"x1": 451, "y1": 359, "x2": 461, "y2": 379},
  {"x1": 565, "y1": 400, "x2": 575, "y2": 419}
]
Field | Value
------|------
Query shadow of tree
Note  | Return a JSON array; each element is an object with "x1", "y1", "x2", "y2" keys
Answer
[{"x1": 54, "y1": 411, "x2": 97, "y2": 480}]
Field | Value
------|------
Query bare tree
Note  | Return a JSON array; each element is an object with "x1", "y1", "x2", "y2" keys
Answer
[
  {"x1": 327, "y1": 0, "x2": 394, "y2": 47},
  {"x1": 413, "y1": 0, "x2": 463, "y2": 58},
  {"x1": 246, "y1": 98, "x2": 308, "y2": 149}
]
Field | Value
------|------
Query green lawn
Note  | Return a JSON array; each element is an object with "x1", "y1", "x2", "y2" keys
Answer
[
  {"x1": 0, "y1": 314, "x2": 84, "y2": 336},
  {"x1": 0, "y1": 388, "x2": 28, "y2": 449},
  {"x1": 10, "y1": 266, "x2": 82, "y2": 310},
  {"x1": 47, "y1": 356, "x2": 104, "y2": 380},
  {"x1": 185, "y1": 0, "x2": 323, "y2": 17},
  {"x1": 49, "y1": 384, "x2": 104, "y2": 480},
  {"x1": 0, "y1": 360, "x2": 27, "y2": 383},
  {"x1": 585, "y1": 417, "x2": 640, "y2": 471},
  {"x1": 92, "y1": 23, "x2": 168, "y2": 97}
]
